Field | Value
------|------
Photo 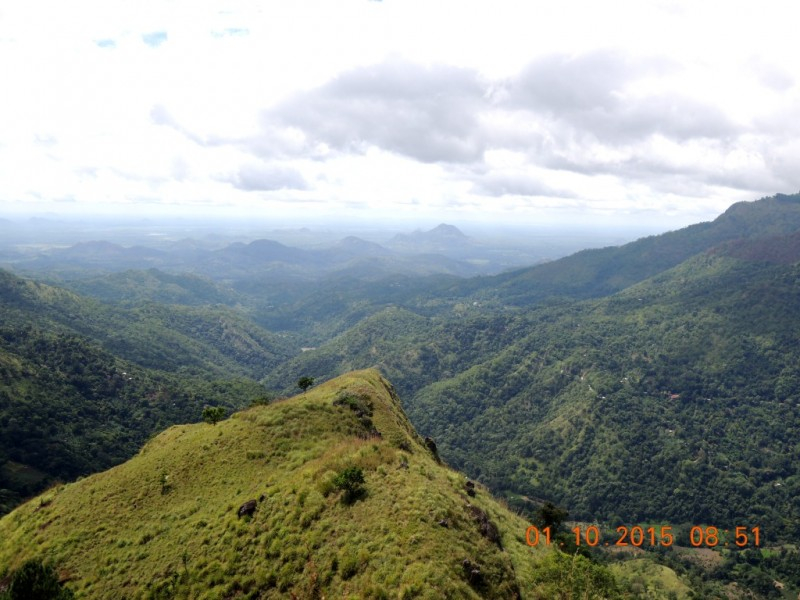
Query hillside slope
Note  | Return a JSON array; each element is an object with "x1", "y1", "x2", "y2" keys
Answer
[
  {"x1": 408, "y1": 249, "x2": 800, "y2": 535},
  {"x1": 0, "y1": 370, "x2": 619, "y2": 599},
  {"x1": 265, "y1": 226, "x2": 800, "y2": 546},
  {"x1": 473, "y1": 192, "x2": 800, "y2": 306},
  {"x1": 0, "y1": 269, "x2": 294, "y2": 378},
  {"x1": 0, "y1": 269, "x2": 278, "y2": 516}
]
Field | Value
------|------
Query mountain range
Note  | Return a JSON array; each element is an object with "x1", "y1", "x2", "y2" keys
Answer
[{"x1": 2, "y1": 192, "x2": 800, "y2": 597}]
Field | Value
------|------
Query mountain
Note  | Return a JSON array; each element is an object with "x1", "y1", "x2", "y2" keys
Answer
[
  {"x1": 391, "y1": 223, "x2": 469, "y2": 244},
  {"x1": 254, "y1": 196, "x2": 800, "y2": 592},
  {"x1": 330, "y1": 236, "x2": 393, "y2": 257},
  {"x1": 406, "y1": 247, "x2": 800, "y2": 532},
  {"x1": 0, "y1": 269, "x2": 293, "y2": 378},
  {"x1": 43, "y1": 241, "x2": 168, "y2": 272},
  {"x1": 12, "y1": 233, "x2": 484, "y2": 285},
  {"x1": 473, "y1": 192, "x2": 800, "y2": 306},
  {"x1": 0, "y1": 370, "x2": 621, "y2": 599},
  {"x1": 250, "y1": 197, "x2": 800, "y2": 596},
  {"x1": 4, "y1": 192, "x2": 800, "y2": 596},
  {"x1": 266, "y1": 228, "x2": 800, "y2": 540},
  {"x1": 0, "y1": 269, "x2": 286, "y2": 515},
  {"x1": 388, "y1": 223, "x2": 474, "y2": 256},
  {"x1": 64, "y1": 268, "x2": 241, "y2": 306}
]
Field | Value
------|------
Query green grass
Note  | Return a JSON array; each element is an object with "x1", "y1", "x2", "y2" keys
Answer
[
  {"x1": 0, "y1": 369, "x2": 622, "y2": 598},
  {"x1": 610, "y1": 558, "x2": 693, "y2": 598}
]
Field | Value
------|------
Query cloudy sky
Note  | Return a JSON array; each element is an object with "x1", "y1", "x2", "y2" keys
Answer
[{"x1": 1, "y1": 0, "x2": 799, "y2": 228}]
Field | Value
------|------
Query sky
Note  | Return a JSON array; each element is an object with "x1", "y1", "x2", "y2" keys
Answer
[{"x1": 1, "y1": 0, "x2": 799, "y2": 230}]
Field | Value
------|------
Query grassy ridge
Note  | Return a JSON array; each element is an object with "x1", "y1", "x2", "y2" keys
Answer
[{"x1": 0, "y1": 370, "x2": 622, "y2": 599}]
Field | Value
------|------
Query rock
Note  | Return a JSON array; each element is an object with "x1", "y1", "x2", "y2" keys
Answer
[
  {"x1": 238, "y1": 499, "x2": 257, "y2": 518},
  {"x1": 438, "y1": 519, "x2": 449, "y2": 528},
  {"x1": 462, "y1": 558, "x2": 483, "y2": 585},
  {"x1": 465, "y1": 481, "x2": 476, "y2": 496},
  {"x1": 424, "y1": 437, "x2": 440, "y2": 462},
  {"x1": 467, "y1": 504, "x2": 502, "y2": 548}
]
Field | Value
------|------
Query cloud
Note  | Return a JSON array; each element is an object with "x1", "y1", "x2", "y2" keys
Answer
[
  {"x1": 504, "y1": 50, "x2": 739, "y2": 144},
  {"x1": 150, "y1": 104, "x2": 207, "y2": 146},
  {"x1": 264, "y1": 59, "x2": 489, "y2": 164},
  {"x1": 231, "y1": 163, "x2": 308, "y2": 192},
  {"x1": 94, "y1": 39, "x2": 116, "y2": 49},
  {"x1": 749, "y1": 58, "x2": 795, "y2": 92},
  {"x1": 508, "y1": 50, "x2": 643, "y2": 114},
  {"x1": 211, "y1": 28, "x2": 249, "y2": 38},
  {"x1": 142, "y1": 31, "x2": 168, "y2": 47},
  {"x1": 471, "y1": 172, "x2": 573, "y2": 198}
]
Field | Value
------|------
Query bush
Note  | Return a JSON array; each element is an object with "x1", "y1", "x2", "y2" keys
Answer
[
  {"x1": 333, "y1": 466, "x2": 366, "y2": 504},
  {"x1": 333, "y1": 392, "x2": 374, "y2": 430},
  {"x1": 7, "y1": 558, "x2": 74, "y2": 599}
]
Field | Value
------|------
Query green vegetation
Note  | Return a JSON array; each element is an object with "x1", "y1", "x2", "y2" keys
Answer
[
  {"x1": 201, "y1": 406, "x2": 226, "y2": 426},
  {"x1": 0, "y1": 558, "x2": 74, "y2": 599},
  {"x1": 4, "y1": 193, "x2": 800, "y2": 596},
  {"x1": 296, "y1": 376, "x2": 314, "y2": 393},
  {"x1": 332, "y1": 465, "x2": 366, "y2": 504},
  {"x1": 0, "y1": 269, "x2": 274, "y2": 517},
  {"x1": 0, "y1": 370, "x2": 622, "y2": 599},
  {"x1": 609, "y1": 558, "x2": 692, "y2": 599}
]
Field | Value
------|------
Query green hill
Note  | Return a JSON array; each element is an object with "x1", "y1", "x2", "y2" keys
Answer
[
  {"x1": 480, "y1": 192, "x2": 800, "y2": 306},
  {"x1": 282, "y1": 245, "x2": 800, "y2": 542},
  {"x1": 407, "y1": 248, "x2": 800, "y2": 532},
  {"x1": 262, "y1": 196, "x2": 800, "y2": 544},
  {"x1": 0, "y1": 269, "x2": 294, "y2": 379},
  {"x1": 0, "y1": 370, "x2": 620, "y2": 599},
  {"x1": 0, "y1": 269, "x2": 284, "y2": 516}
]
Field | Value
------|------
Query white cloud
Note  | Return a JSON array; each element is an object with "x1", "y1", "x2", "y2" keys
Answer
[{"x1": 1, "y1": 0, "x2": 799, "y2": 228}]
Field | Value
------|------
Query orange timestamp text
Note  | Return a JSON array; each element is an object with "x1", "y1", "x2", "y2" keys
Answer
[{"x1": 525, "y1": 525, "x2": 761, "y2": 548}]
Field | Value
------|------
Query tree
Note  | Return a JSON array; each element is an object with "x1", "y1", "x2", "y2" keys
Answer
[
  {"x1": 7, "y1": 558, "x2": 74, "y2": 599},
  {"x1": 201, "y1": 406, "x2": 225, "y2": 425},
  {"x1": 333, "y1": 466, "x2": 365, "y2": 504},
  {"x1": 537, "y1": 501, "x2": 568, "y2": 533},
  {"x1": 297, "y1": 376, "x2": 315, "y2": 393}
]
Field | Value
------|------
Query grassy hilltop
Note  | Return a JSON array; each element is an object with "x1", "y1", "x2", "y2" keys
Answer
[{"x1": 0, "y1": 370, "x2": 619, "y2": 599}]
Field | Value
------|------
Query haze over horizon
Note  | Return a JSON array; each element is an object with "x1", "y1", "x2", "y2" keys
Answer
[{"x1": 3, "y1": 0, "x2": 800, "y2": 231}]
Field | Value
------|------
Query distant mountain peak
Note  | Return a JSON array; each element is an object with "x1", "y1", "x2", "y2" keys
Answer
[
  {"x1": 332, "y1": 236, "x2": 392, "y2": 257},
  {"x1": 390, "y1": 223, "x2": 470, "y2": 246},
  {"x1": 429, "y1": 223, "x2": 467, "y2": 238},
  {"x1": 338, "y1": 235, "x2": 380, "y2": 247}
]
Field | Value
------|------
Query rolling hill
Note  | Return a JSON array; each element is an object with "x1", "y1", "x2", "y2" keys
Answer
[{"x1": 0, "y1": 370, "x2": 621, "y2": 599}]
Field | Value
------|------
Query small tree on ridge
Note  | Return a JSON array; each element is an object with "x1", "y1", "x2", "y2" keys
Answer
[
  {"x1": 297, "y1": 376, "x2": 314, "y2": 393},
  {"x1": 202, "y1": 405, "x2": 225, "y2": 425}
]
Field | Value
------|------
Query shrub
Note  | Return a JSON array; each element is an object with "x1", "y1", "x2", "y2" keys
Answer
[
  {"x1": 7, "y1": 558, "x2": 74, "y2": 599},
  {"x1": 333, "y1": 466, "x2": 366, "y2": 504}
]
